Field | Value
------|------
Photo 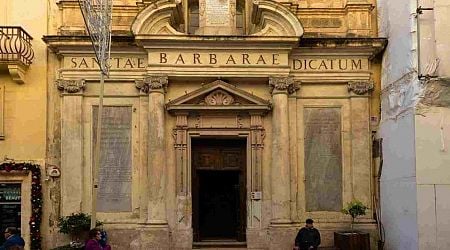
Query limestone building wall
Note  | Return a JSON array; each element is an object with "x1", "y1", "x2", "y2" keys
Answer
[{"x1": 41, "y1": 0, "x2": 384, "y2": 249}]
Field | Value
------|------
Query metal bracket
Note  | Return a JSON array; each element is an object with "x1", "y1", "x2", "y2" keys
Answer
[{"x1": 416, "y1": 6, "x2": 433, "y2": 15}]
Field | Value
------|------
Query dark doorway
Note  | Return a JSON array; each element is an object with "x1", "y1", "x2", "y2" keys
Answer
[{"x1": 192, "y1": 139, "x2": 246, "y2": 242}]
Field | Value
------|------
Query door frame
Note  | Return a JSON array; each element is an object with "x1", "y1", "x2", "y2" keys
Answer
[
  {"x1": 170, "y1": 114, "x2": 267, "y2": 246},
  {"x1": 191, "y1": 138, "x2": 247, "y2": 242}
]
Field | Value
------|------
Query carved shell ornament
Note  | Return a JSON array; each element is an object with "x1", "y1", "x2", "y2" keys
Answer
[{"x1": 204, "y1": 90, "x2": 235, "y2": 105}]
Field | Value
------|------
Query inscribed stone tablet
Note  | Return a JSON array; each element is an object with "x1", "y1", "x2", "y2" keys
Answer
[
  {"x1": 93, "y1": 106, "x2": 132, "y2": 212},
  {"x1": 304, "y1": 107, "x2": 342, "y2": 211},
  {"x1": 205, "y1": 0, "x2": 231, "y2": 26}
]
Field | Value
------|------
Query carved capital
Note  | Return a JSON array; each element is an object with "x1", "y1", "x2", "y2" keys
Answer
[
  {"x1": 56, "y1": 79, "x2": 85, "y2": 93},
  {"x1": 269, "y1": 77, "x2": 299, "y2": 95},
  {"x1": 348, "y1": 80, "x2": 374, "y2": 95},
  {"x1": 136, "y1": 75, "x2": 168, "y2": 94}
]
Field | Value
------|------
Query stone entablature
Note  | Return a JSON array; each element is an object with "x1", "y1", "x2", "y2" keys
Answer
[{"x1": 45, "y1": 35, "x2": 386, "y2": 80}]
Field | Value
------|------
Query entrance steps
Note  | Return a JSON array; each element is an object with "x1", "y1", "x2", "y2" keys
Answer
[
  {"x1": 193, "y1": 242, "x2": 337, "y2": 249},
  {"x1": 193, "y1": 241, "x2": 247, "y2": 249}
]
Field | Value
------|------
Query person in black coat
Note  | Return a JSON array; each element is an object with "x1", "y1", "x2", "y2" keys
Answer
[{"x1": 294, "y1": 219, "x2": 321, "y2": 250}]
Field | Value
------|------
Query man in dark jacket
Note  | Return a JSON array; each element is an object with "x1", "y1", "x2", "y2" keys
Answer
[
  {"x1": 0, "y1": 227, "x2": 25, "y2": 250},
  {"x1": 294, "y1": 219, "x2": 321, "y2": 250}
]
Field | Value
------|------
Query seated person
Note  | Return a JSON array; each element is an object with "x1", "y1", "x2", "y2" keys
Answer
[{"x1": 85, "y1": 228, "x2": 111, "y2": 250}]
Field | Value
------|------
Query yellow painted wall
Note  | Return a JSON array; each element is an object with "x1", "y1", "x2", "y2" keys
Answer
[{"x1": 0, "y1": 0, "x2": 47, "y2": 161}]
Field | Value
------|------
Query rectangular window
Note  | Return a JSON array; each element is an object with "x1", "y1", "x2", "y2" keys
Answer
[
  {"x1": 0, "y1": 183, "x2": 21, "y2": 245},
  {"x1": 304, "y1": 107, "x2": 342, "y2": 211},
  {"x1": 93, "y1": 106, "x2": 132, "y2": 212}
]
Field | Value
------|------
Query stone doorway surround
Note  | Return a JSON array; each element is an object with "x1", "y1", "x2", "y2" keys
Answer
[{"x1": 166, "y1": 79, "x2": 271, "y2": 248}]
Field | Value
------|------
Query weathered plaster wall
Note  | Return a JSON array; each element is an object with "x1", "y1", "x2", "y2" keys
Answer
[
  {"x1": 378, "y1": 0, "x2": 419, "y2": 249},
  {"x1": 379, "y1": 112, "x2": 418, "y2": 250},
  {"x1": 415, "y1": 0, "x2": 450, "y2": 248},
  {"x1": 379, "y1": 0, "x2": 450, "y2": 248}
]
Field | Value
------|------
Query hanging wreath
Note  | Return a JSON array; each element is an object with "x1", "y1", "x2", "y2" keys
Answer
[{"x1": 0, "y1": 162, "x2": 42, "y2": 250}]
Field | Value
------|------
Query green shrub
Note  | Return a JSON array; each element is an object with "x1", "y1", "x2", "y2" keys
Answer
[
  {"x1": 342, "y1": 200, "x2": 368, "y2": 231},
  {"x1": 57, "y1": 212, "x2": 102, "y2": 235},
  {"x1": 342, "y1": 200, "x2": 368, "y2": 219}
]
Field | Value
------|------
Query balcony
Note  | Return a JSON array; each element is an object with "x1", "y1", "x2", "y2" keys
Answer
[{"x1": 0, "y1": 26, "x2": 34, "y2": 84}]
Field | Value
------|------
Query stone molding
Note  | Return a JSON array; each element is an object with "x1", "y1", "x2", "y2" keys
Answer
[
  {"x1": 56, "y1": 79, "x2": 86, "y2": 93},
  {"x1": 269, "y1": 77, "x2": 300, "y2": 94},
  {"x1": 204, "y1": 90, "x2": 235, "y2": 105},
  {"x1": 136, "y1": 75, "x2": 168, "y2": 94},
  {"x1": 348, "y1": 80, "x2": 374, "y2": 95},
  {"x1": 132, "y1": 0, "x2": 184, "y2": 36},
  {"x1": 251, "y1": 0, "x2": 304, "y2": 37}
]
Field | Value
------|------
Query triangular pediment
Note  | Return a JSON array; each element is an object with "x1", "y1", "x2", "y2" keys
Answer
[{"x1": 166, "y1": 80, "x2": 271, "y2": 112}]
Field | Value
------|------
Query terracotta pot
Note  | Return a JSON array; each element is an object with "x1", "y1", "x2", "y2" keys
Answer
[{"x1": 334, "y1": 231, "x2": 370, "y2": 250}]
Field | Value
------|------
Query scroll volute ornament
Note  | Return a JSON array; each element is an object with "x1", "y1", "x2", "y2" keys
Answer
[
  {"x1": 348, "y1": 80, "x2": 374, "y2": 95},
  {"x1": 269, "y1": 76, "x2": 299, "y2": 94},
  {"x1": 204, "y1": 90, "x2": 235, "y2": 105},
  {"x1": 135, "y1": 75, "x2": 168, "y2": 94},
  {"x1": 56, "y1": 79, "x2": 86, "y2": 93}
]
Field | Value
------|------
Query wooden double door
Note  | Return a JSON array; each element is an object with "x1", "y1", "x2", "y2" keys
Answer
[{"x1": 192, "y1": 139, "x2": 246, "y2": 242}]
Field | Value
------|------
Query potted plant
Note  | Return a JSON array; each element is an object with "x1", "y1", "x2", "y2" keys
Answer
[
  {"x1": 334, "y1": 200, "x2": 370, "y2": 250},
  {"x1": 55, "y1": 212, "x2": 102, "y2": 249}
]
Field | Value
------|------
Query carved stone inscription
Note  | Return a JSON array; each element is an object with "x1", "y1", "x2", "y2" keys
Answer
[
  {"x1": 304, "y1": 108, "x2": 342, "y2": 212},
  {"x1": 93, "y1": 106, "x2": 132, "y2": 212},
  {"x1": 205, "y1": 0, "x2": 230, "y2": 26}
]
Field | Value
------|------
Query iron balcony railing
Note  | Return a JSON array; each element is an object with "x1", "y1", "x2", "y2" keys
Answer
[{"x1": 0, "y1": 26, "x2": 34, "y2": 66}]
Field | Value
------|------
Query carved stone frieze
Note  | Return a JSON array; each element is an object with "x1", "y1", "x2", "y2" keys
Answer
[
  {"x1": 135, "y1": 75, "x2": 168, "y2": 94},
  {"x1": 204, "y1": 90, "x2": 235, "y2": 105},
  {"x1": 269, "y1": 77, "x2": 300, "y2": 94},
  {"x1": 56, "y1": 79, "x2": 86, "y2": 93},
  {"x1": 348, "y1": 80, "x2": 374, "y2": 95}
]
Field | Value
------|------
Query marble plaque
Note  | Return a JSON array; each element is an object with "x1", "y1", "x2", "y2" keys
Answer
[
  {"x1": 304, "y1": 108, "x2": 342, "y2": 211},
  {"x1": 93, "y1": 106, "x2": 132, "y2": 212},
  {"x1": 205, "y1": 0, "x2": 231, "y2": 26}
]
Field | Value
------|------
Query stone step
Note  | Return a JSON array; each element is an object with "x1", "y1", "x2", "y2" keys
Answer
[{"x1": 193, "y1": 241, "x2": 247, "y2": 249}]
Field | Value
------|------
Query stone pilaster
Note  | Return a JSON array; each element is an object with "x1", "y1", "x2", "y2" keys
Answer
[
  {"x1": 249, "y1": 113, "x2": 265, "y2": 229},
  {"x1": 136, "y1": 81, "x2": 150, "y2": 223},
  {"x1": 172, "y1": 113, "x2": 192, "y2": 249},
  {"x1": 348, "y1": 80, "x2": 373, "y2": 207},
  {"x1": 138, "y1": 75, "x2": 169, "y2": 225},
  {"x1": 269, "y1": 76, "x2": 297, "y2": 225},
  {"x1": 57, "y1": 79, "x2": 85, "y2": 216}
]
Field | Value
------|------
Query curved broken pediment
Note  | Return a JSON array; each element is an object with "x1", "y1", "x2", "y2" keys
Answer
[
  {"x1": 250, "y1": 0, "x2": 304, "y2": 37},
  {"x1": 132, "y1": 0, "x2": 184, "y2": 36}
]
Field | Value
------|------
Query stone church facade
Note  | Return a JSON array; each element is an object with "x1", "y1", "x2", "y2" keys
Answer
[{"x1": 41, "y1": 0, "x2": 385, "y2": 249}]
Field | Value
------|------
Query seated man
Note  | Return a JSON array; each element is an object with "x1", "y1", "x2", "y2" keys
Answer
[
  {"x1": 294, "y1": 219, "x2": 321, "y2": 250},
  {"x1": 0, "y1": 227, "x2": 25, "y2": 250}
]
